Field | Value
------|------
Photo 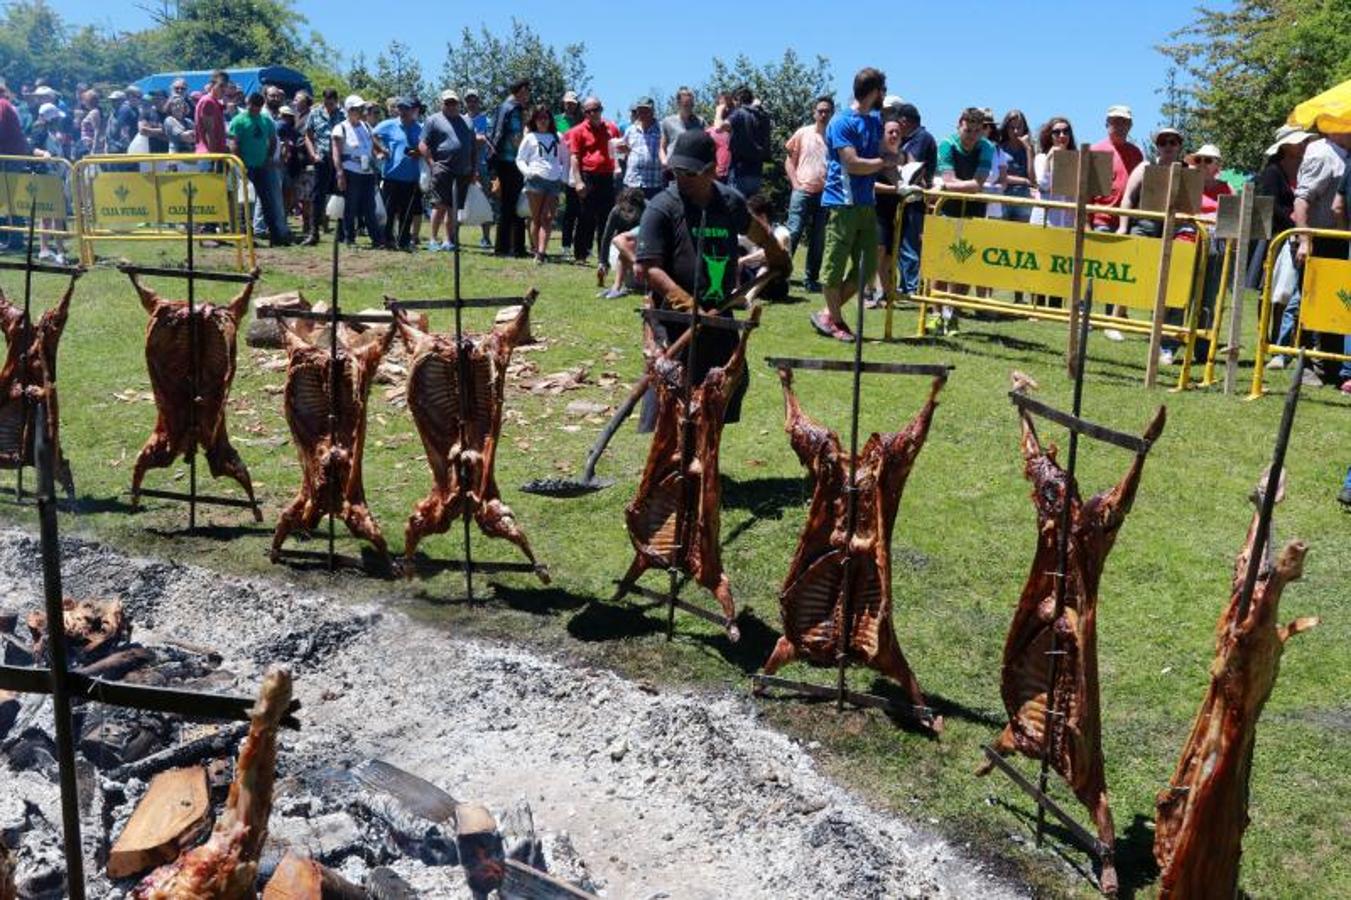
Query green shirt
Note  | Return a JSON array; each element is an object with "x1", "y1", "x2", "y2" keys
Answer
[{"x1": 227, "y1": 110, "x2": 275, "y2": 168}]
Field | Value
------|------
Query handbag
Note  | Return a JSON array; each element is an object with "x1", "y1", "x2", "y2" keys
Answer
[
  {"x1": 458, "y1": 183, "x2": 494, "y2": 226},
  {"x1": 515, "y1": 189, "x2": 531, "y2": 219},
  {"x1": 1271, "y1": 239, "x2": 1297, "y2": 308},
  {"x1": 419, "y1": 159, "x2": 433, "y2": 194}
]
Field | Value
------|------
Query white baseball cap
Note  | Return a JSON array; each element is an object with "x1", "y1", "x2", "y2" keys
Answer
[
  {"x1": 1106, "y1": 104, "x2": 1133, "y2": 120},
  {"x1": 440, "y1": 89, "x2": 460, "y2": 103},
  {"x1": 343, "y1": 94, "x2": 367, "y2": 111},
  {"x1": 37, "y1": 102, "x2": 64, "y2": 122}
]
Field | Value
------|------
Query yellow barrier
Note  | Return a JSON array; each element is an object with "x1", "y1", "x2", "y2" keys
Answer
[
  {"x1": 912, "y1": 190, "x2": 1212, "y2": 390},
  {"x1": 71, "y1": 153, "x2": 254, "y2": 269},
  {"x1": 1249, "y1": 227, "x2": 1351, "y2": 398},
  {"x1": 0, "y1": 155, "x2": 81, "y2": 253}
]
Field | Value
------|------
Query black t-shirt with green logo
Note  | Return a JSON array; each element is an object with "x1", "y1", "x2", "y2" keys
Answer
[{"x1": 636, "y1": 181, "x2": 750, "y2": 308}]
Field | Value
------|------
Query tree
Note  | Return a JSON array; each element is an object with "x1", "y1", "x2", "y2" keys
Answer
[
  {"x1": 441, "y1": 19, "x2": 590, "y2": 111},
  {"x1": 1158, "y1": 0, "x2": 1351, "y2": 170},
  {"x1": 372, "y1": 40, "x2": 429, "y2": 104},
  {"x1": 151, "y1": 0, "x2": 312, "y2": 71}
]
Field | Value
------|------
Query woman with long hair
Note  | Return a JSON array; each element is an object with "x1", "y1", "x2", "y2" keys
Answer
[
  {"x1": 1033, "y1": 116, "x2": 1076, "y2": 228},
  {"x1": 997, "y1": 110, "x2": 1036, "y2": 223},
  {"x1": 516, "y1": 105, "x2": 568, "y2": 263}
]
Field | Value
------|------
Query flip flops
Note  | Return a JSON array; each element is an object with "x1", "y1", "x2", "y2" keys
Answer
[{"x1": 810, "y1": 310, "x2": 854, "y2": 342}]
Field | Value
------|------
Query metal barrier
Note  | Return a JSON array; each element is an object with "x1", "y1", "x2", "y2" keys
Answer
[
  {"x1": 912, "y1": 190, "x2": 1213, "y2": 390},
  {"x1": 71, "y1": 153, "x2": 254, "y2": 269},
  {"x1": 1249, "y1": 226, "x2": 1351, "y2": 398},
  {"x1": 0, "y1": 155, "x2": 82, "y2": 254}
]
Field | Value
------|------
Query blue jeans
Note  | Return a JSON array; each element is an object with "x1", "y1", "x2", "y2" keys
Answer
[
  {"x1": 786, "y1": 189, "x2": 827, "y2": 284},
  {"x1": 1343, "y1": 465, "x2": 1351, "y2": 493},
  {"x1": 731, "y1": 169, "x2": 762, "y2": 198},
  {"x1": 898, "y1": 201, "x2": 925, "y2": 294},
  {"x1": 247, "y1": 166, "x2": 289, "y2": 242},
  {"x1": 1275, "y1": 255, "x2": 1351, "y2": 379}
]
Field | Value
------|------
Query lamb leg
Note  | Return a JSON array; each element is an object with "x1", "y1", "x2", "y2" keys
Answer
[
  {"x1": 612, "y1": 553, "x2": 650, "y2": 602},
  {"x1": 130, "y1": 423, "x2": 177, "y2": 508},
  {"x1": 1090, "y1": 792, "x2": 1118, "y2": 895},
  {"x1": 975, "y1": 724, "x2": 1018, "y2": 776},
  {"x1": 270, "y1": 494, "x2": 316, "y2": 561},
  {"x1": 402, "y1": 492, "x2": 460, "y2": 569},
  {"x1": 475, "y1": 497, "x2": 549, "y2": 583},
  {"x1": 204, "y1": 429, "x2": 262, "y2": 522},
  {"x1": 873, "y1": 633, "x2": 943, "y2": 733},
  {"x1": 342, "y1": 500, "x2": 390, "y2": 563},
  {"x1": 754, "y1": 637, "x2": 800, "y2": 694}
]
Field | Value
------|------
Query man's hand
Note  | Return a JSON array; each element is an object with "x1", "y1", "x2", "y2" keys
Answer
[
  {"x1": 336, "y1": 171, "x2": 347, "y2": 192},
  {"x1": 1295, "y1": 237, "x2": 1310, "y2": 267}
]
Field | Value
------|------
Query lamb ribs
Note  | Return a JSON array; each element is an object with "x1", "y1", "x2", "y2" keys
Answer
[
  {"x1": 759, "y1": 367, "x2": 945, "y2": 734},
  {"x1": 1153, "y1": 474, "x2": 1318, "y2": 898},
  {"x1": 395, "y1": 299, "x2": 547, "y2": 580},
  {"x1": 271, "y1": 319, "x2": 395, "y2": 562},
  {"x1": 126, "y1": 270, "x2": 262, "y2": 520},
  {"x1": 616, "y1": 305, "x2": 762, "y2": 641},
  {"x1": 976, "y1": 381, "x2": 1166, "y2": 896},
  {"x1": 0, "y1": 273, "x2": 79, "y2": 498}
]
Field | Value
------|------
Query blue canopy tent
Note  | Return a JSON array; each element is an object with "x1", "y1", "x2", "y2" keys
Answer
[{"x1": 133, "y1": 66, "x2": 311, "y2": 99}]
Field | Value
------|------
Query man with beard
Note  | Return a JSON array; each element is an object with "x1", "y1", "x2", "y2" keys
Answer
[
  {"x1": 812, "y1": 67, "x2": 887, "y2": 342},
  {"x1": 634, "y1": 128, "x2": 791, "y2": 429}
]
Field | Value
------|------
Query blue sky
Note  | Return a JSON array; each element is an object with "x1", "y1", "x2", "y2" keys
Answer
[{"x1": 57, "y1": 0, "x2": 1220, "y2": 144}]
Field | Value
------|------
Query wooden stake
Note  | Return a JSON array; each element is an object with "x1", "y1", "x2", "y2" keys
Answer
[
  {"x1": 1223, "y1": 183, "x2": 1256, "y2": 394},
  {"x1": 108, "y1": 767, "x2": 209, "y2": 878},
  {"x1": 1144, "y1": 163, "x2": 1181, "y2": 388},
  {"x1": 1066, "y1": 147, "x2": 1092, "y2": 377}
]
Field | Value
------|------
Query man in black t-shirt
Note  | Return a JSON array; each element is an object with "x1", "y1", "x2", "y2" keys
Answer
[{"x1": 634, "y1": 129, "x2": 790, "y2": 430}]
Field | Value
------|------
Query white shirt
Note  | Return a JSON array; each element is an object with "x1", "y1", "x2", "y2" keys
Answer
[
  {"x1": 333, "y1": 120, "x2": 374, "y2": 174},
  {"x1": 515, "y1": 131, "x2": 568, "y2": 182}
]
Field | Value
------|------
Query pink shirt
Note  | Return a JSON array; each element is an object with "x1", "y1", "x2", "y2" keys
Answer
[
  {"x1": 194, "y1": 93, "x2": 226, "y2": 154},
  {"x1": 1089, "y1": 136, "x2": 1144, "y2": 230},
  {"x1": 708, "y1": 126, "x2": 731, "y2": 179},
  {"x1": 785, "y1": 125, "x2": 828, "y2": 194}
]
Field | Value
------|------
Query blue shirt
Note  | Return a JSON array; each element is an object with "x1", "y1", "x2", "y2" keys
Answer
[
  {"x1": 823, "y1": 108, "x2": 882, "y2": 208},
  {"x1": 471, "y1": 112, "x2": 490, "y2": 177},
  {"x1": 374, "y1": 117, "x2": 422, "y2": 182}
]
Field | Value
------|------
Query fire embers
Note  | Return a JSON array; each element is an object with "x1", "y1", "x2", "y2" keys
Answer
[
  {"x1": 759, "y1": 369, "x2": 945, "y2": 735},
  {"x1": 395, "y1": 300, "x2": 547, "y2": 581},
  {"x1": 271, "y1": 321, "x2": 396, "y2": 563},
  {"x1": 1152, "y1": 475, "x2": 1318, "y2": 899},
  {"x1": 976, "y1": 389, "x2": 1166, "y2": 898},
  {"x1": 0, "y1": 274, "x2": 80, "y2": 498},
  {"x1": 125, "y1": 271, "x2": 262, "y2": 520}
]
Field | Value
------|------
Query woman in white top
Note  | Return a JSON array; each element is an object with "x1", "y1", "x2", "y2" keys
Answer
[
  {"x1": 331, "y1": 95, "x2": 388, "y2": 248},
  {"x1": 1032, "y1": 116, "x2": 1076, "y2": 229},
  {"x1": 515, "y1": 105, "x2": 569, "y2": 263}
]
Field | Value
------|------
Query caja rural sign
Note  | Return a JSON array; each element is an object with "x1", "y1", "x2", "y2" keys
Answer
[
  {"x1": 91, "y1": 172, "x2": 231, "y2": 227},
  {"x1": 921, "y1": 216, "x2": 1199, "y2": 311},
  {"x1": 1300, "y1": 257, "x2": 1351, "y2": 335},
  {"x1": 1, "y1": 173, "x2": 68, "y2": 219}
]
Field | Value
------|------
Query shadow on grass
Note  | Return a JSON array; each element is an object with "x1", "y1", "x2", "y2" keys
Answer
[
  {"x1": 566, "y1": 596, "x2": 668, "y2": 642},
  {"x1": 472, "y1": 581, "x2": 590, "y2": 616},
  {"x1": 721, "y1": 474, "x2": 803, "y2": 517},
  {"x1": 145, "y1": 523, "x2": 273, "y2": 541},
  {"x1": 893, "y1": 686, "x2": 1004, "y2": 729},
  {"x1": 994, "y1": 797, "x2": 1105, "y2": 894},
  {"x1": 69, "y1": 494, "x2": 141, "y2": 515},
  {"x1": 1115, "y1": 813, "x2": 1161, "y2": 899}
]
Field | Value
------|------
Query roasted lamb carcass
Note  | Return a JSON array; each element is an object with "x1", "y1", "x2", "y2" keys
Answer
[
  {"x1": 975, "y1": 375, "x2": 1166, "y2": 896},
  {"x1": 758, "y1": 368, "x2": 945, "y2": 734},
  {"x1": 132, "y1": 667, "x2": 292, "y2": 899},
  {"x1": 394, "y1": 296, "x2": 547, "y2": 581},
  {"x1": 0, "y1": 273, "x2": 80, "y2": 498},
  {"x1": 271, "y1": 319, "x2": 395, "y2": 563},
  {"x1": 126, "y1": 270, "x2": 262, "y2": 520},
  {"x1": 617, "y1": 305, "x2": 763, "y2": 642},
  {"x1": 1153, "y1": 473, "x2": 1318, "y2": 899}
]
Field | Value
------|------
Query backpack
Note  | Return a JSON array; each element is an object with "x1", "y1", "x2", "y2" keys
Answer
[{"x1": 749, "y1": 106, "x2": 772, "y2": 164}]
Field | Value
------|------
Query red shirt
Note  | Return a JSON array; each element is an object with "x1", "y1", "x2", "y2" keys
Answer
[
  {"x1": 565, "y1": 119, "x2": 620, "y2": 175},
  {"x1": 194, "y1": 93, "x2": 226, "y2": 154},
  {"x1": 708, "y1": 126, "x2": 731, "y2": 178},
  {"x1": 1089, "y1": 137, "x2": 1144, "y2": 230},
  {"x1": 0, "y1": 99, "x2": 29, "y2": 156}
]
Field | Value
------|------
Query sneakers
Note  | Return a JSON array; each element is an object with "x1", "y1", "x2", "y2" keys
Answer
[
  {"x1": 1103, "y1": 328, "x2": 1125, "y2": 342},
  {"x1": 1339, "y1": 485, "x2": 1351, "y2": 506},
  {"x1": 37, "y1": 248, "x2": 55, "y2": 262},
  {"x1": 1300, "y1": 367, "x2": 1322, "y2": 387},
  {"x1": 802, "y1": 279, "x2": 822, "y2": 293},
  {"x1": 426, "y1": 239, "x2": 443, "y2": 252},
  {"x1": 1265, "y1": 355, "x2": 1287, "y2": 370},
  {"x1": 810, "y1": 310, "x2": 854, "y2": 342},
  {"x1": 600, "y1": 287, "x2": 630, "y2": 300},
  {"x1": 478, "y1": 237, "x2": 492, "y2": 250},
  {"x1": 1340, "y1": 379, "x2": 1351, "y2": 395},
  {"x1": 1158, "y1": 348, "x2": 1175, "y2": 367}
]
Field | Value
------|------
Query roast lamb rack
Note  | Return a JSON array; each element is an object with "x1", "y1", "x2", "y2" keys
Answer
[
  {"x1": 1153, "y1": 471, "x2": 1318, "y2": 898},
  {"x1": 758, "y1": 367, "x2": 946, "y2": 734},
  {"x1": 126, "y1": 269, "x2": 262, "y2": 520}
]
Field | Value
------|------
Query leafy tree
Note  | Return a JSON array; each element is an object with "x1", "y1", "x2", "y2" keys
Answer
[
  {"x1": 371, "y1": 40, "x2": 429, "y2": 105},
  {"x1": 441, "y1": 19, "x2": 590, "y2": 112},
  {"x1": 150, "y1": 0, "x2": 312, "y2": 70},
  {"x1": 1158, "y1": 0, "x2": 1351, "y2": 170}
]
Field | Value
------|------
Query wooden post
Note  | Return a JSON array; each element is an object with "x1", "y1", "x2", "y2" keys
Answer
[
  {"x1": 1066, "y1": 147, "x2": 1092, "y2": 377},
  {"x1": 1223, "y1": 183, "x2": 1256, "y2": 394},
  {"x1": 1144, "y1": 163, "x2": 1181, "y2": 388}
]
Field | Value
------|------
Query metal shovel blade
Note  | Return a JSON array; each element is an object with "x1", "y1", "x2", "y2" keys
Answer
[{"x1": 519, "y1": 476, "x2": 615, "y2": 497}]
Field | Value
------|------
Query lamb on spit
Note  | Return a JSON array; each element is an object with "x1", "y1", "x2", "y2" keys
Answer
[
  {"x1": 1153, "y1": 472, "x2": 1318, "y2": 898},
  {"x1": 271, "y1": 320, "x2": 395, "y2": 563},
  {"x1": 132, "y1": 667, "x2": 292, "y2": 899},
  {"x1": 758, "y1": 368, "x2": 946, "y2": 734},
  {"x1": 0, "y1": 272, "x2": 80, "y2": 498},
  {"x1": 394, "y1": 297, "x2": 547, "y2": 580},
  {"x1": 617, "y1": 304, "x2": 763, "y2": 642},
  {"x1": 975, "y1": 374, "x2": 1166, "y2": 896},
  {"x1": 126, "y1": 270, "x2": 262, "y2": 520}
]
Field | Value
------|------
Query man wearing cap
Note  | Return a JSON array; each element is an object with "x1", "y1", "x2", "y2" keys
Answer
[
  {"x1": 303, "y1": 89, "x2": 344, "y2": 244},
  {"x1": 565, "y1": 96, "x2": 622, "y2": 265},
  {"x1": 634, "y1": 127, "x2": 791, "y2": 429},
  {"x1": 894, "y1": 101, "x2": 936, "y2": 296},
  {"x1": 107, "y1": 86, "x2": 142, "y2": 155},
  {"x1": 621, "y1": 98, "x2": 663, "y2": 199},
  {"x1": 1116, "y1": 126, "x2": 1186, "y2": 237},
  {"x1": 489, "y1": 78, "x2": 531, "y2": 257},
  {"x1": 373, "y1": 97, "x2": 424, "y2": 251},
  {"x1": 553, "y1": 91, "x2": 585, "y2": 252},
  {"x1": 420, "y1": 90, "x2": 476, "y2": 251},
  {"x1": 139, "y1": 90, "x2": 169, "y2": 154},
  {"x1": 228, "y1": 92, "x2": 288, "y2": 248},
  {"x1": 1088, "y1": 104, "x2": 1144, "y2": 339},
  {"x1": 461, "y1": 89, "x2": 494, "y2": 249},
  {"x1": 784, "y1": 94, "x2": 833, "y2": 293}
]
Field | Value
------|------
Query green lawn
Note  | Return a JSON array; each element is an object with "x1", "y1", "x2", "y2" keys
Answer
[{"x1": 7, "y1": 237, "x2": 1348, "y2": 898}]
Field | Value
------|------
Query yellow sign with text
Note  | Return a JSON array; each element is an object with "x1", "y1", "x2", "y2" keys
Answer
[
  {"x1": 91, "y1": 173, "x2": 159, "y2": 226},
  {"x1": 1301, "y1": 257, "x2": 1351, "y2": 335},
  {"x1": 920, "y1": 215, "x2": 1198, "y2": 310},
  {"x1": 1, "y1": 174, "x2": 68, "y2": 219},
  {"x1": 156, "y1": 173, "x2": 231, "y2": 224},
  {"x1": 91, "y1": 171, "x2": 232, "y2": 227}
]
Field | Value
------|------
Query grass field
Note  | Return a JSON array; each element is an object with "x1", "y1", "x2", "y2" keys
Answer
[{"x1": 4, "y1": 235, "x2": 1348, "y2": 898}]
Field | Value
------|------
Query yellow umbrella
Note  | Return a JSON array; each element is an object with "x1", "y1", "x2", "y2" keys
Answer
[{"x1": 1289, "y1": 78, "x2": 1351, "y2": 133}]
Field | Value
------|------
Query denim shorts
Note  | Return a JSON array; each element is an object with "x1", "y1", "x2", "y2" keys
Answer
[{"x1": 525, "y1": 176, "x2": 562, "y2": 196}]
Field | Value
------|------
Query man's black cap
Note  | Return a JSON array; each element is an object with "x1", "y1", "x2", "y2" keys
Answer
[{"x1": 668, "y1": 129, "x2": 716, "y2": 173}]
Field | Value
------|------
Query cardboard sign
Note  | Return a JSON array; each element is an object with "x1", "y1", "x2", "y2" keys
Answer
[
  {"x1": 1214, "y1": 194, "x2": 1275, "y2": 239},
  {"x1": 91, "y1": 171, "x2": 232, "y2": 227},
  {"x1": 1139, "y1": 165, "x2": 1205, "y2": 215},
  {"x1": 1, "y1": 173, "x2": 68, "y2": 219},
  {"x1": 1301, "y1": 257, "x2": 1351, "y2": 334},
  {"x1": 920, "y1": 214, "x2": 1197, "y2": 311},
  {"x1": 1049, "y1": 149, "x2": 1115, "y2": 199}
]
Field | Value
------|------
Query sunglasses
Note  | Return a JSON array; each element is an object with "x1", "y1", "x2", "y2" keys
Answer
[
  {"x1": 1156, "y1": 137, "x2": 1181, "y2": 147},
  {"x1": 1195, "y1": 156, "x2": 1218, "y2": 164},
  {"x1": 1051, "y1": 127, "x2": 1071, "y2": 136},
  {"x1": 584, "y1": 107, "x2": 602, "y2": 114}
]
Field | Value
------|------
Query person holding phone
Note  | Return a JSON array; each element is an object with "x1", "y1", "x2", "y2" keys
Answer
[{"x1": 374, "y1": 97, "x2": 424, "y2": 250}]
